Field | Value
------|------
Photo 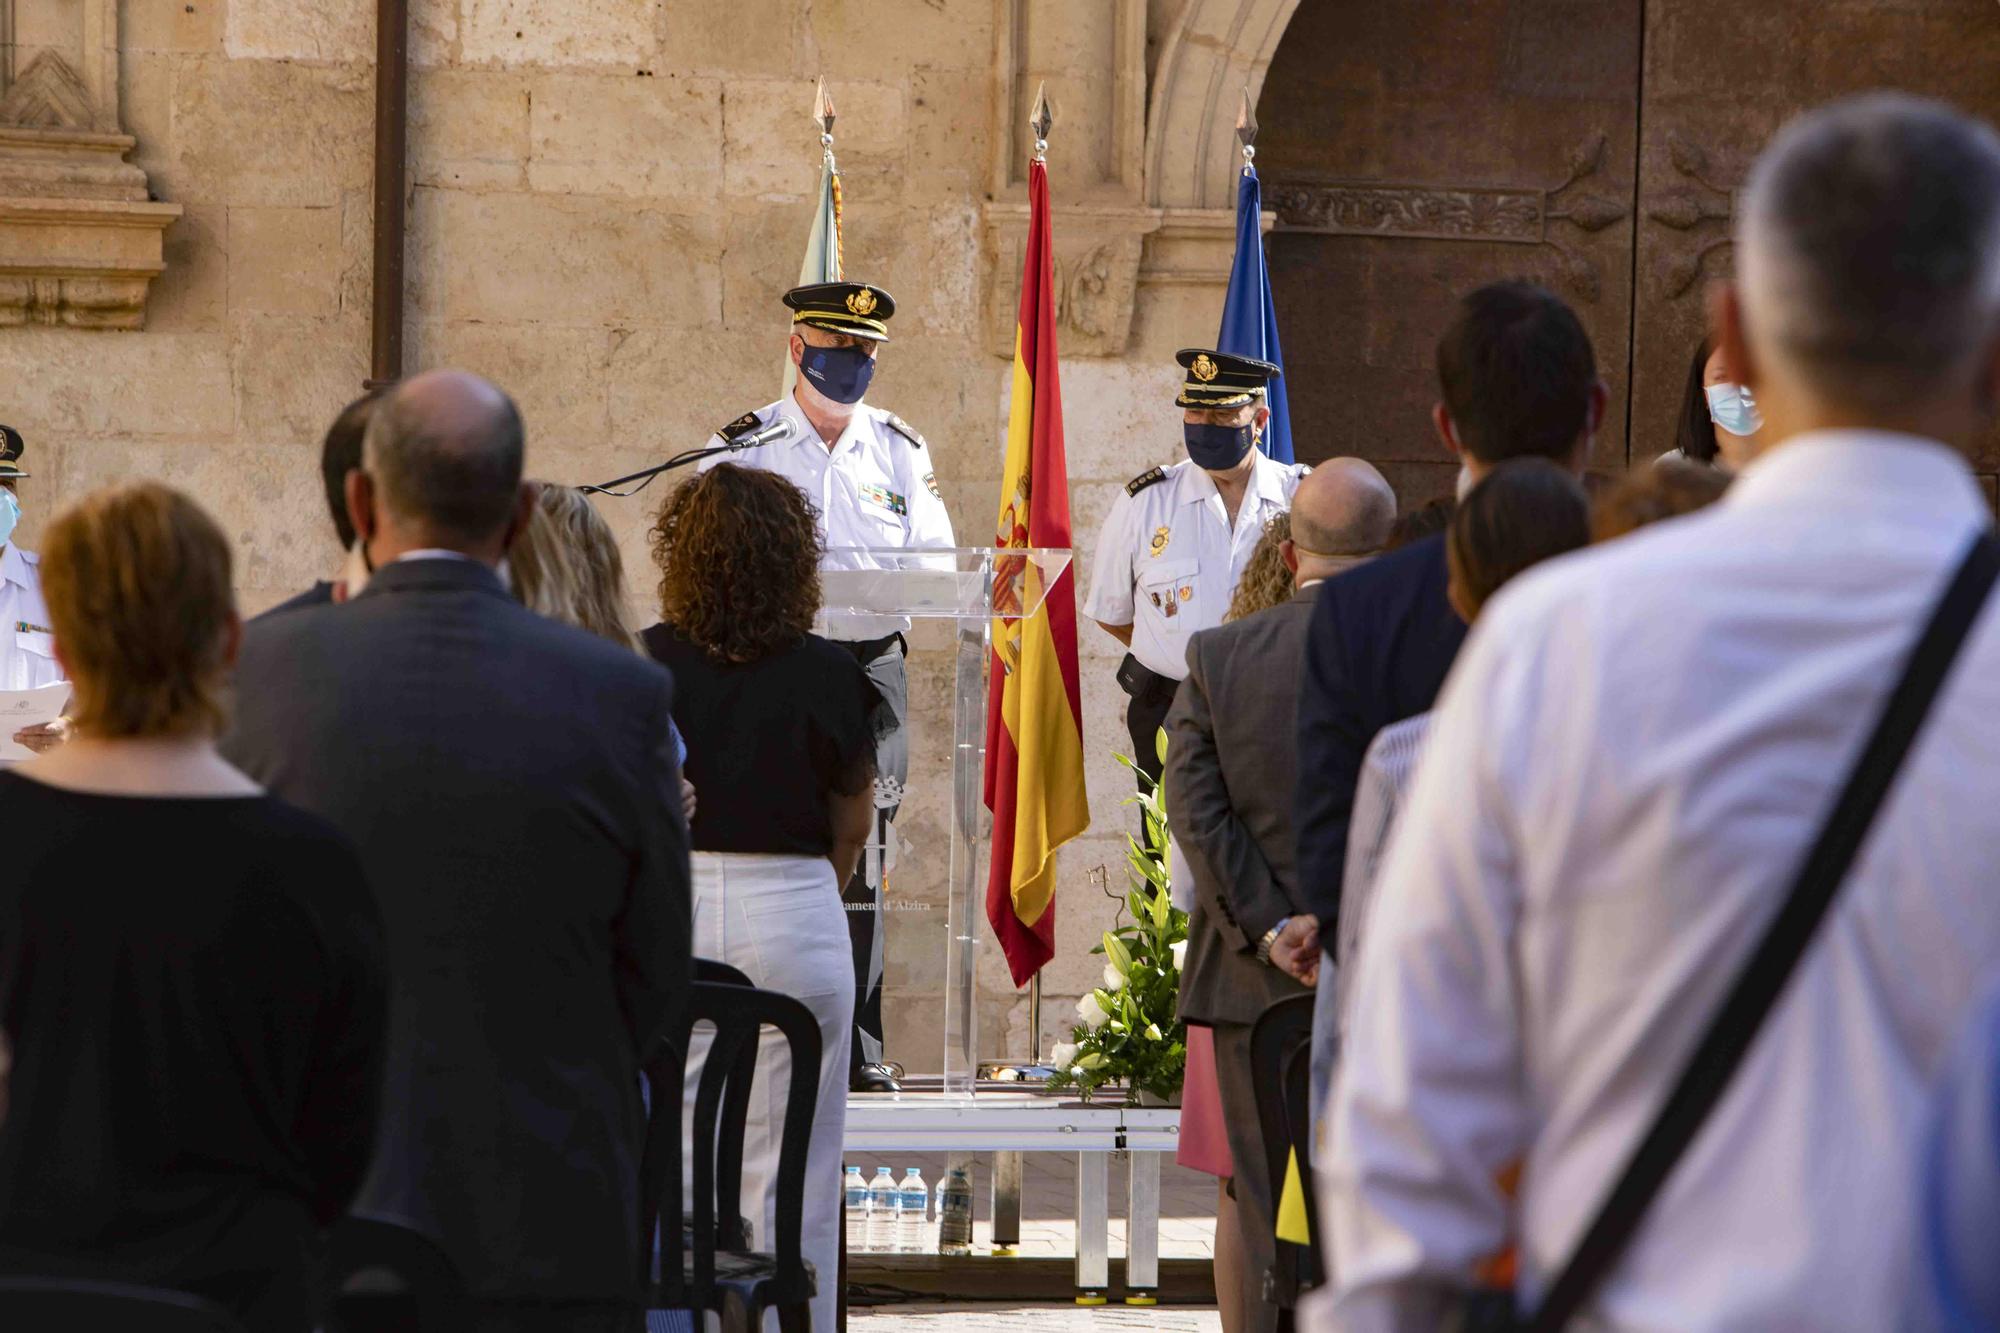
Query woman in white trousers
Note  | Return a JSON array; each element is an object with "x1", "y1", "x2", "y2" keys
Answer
[{"x1": 644, "y1": 463, "x2": 885, "y2": 1333}]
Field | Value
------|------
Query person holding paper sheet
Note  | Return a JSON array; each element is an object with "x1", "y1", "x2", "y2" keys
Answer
[
  {"x1": 0, "y1": 427, "x2": 67, "y2": 759},
  {"x1": 699, "y1": 280, "x2": 954, "y2": 1094}
]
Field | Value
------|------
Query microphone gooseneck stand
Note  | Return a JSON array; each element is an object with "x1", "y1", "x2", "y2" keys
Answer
[{"x1": 577, "y1": 444, "x2": 734, "y2": 499}]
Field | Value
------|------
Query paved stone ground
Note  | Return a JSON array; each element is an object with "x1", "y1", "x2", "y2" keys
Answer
[
  {"x1": 850, "y1": 1304, "x2": 1222, "y2": 1330},
  {"x1": 841, "y1": 1150, "x2": 1219, "y2": 1259}
]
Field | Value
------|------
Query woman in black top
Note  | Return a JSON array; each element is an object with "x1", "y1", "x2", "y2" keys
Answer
[
  {"x1": 643, "y1": 464, "x2": 879, "y2": 1333},
  {"x1": 0, "y1": 483, "x2": 386, "y2": 1333}
]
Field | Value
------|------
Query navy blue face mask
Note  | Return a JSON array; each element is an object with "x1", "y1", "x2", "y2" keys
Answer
[
  {"x1": 1184, "y1": 421, "x2": 1255, "y2": 471},
  {"x1": 798, "y1": 341, "x2": 877, "y2": 405}
]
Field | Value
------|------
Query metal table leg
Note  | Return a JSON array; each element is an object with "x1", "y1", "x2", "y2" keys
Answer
[
  {"x1": 991, "y1": 1150, "x2": 1023, "y2": 1254},
  {"x1": 1075, "y1": 1150, "x2": 1109, "y2": 1305},
  {"x1": 1125, "y1": 1150, "x2": 1160, "y2": 1304}
]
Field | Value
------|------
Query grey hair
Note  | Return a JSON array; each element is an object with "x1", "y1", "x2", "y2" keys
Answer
[
  {"x1": 361, "y1": 376, "x2": 526, "y2": 544},
  {"x1": 1738, "y1": 93, "x2": 2000, "y2": 413}
]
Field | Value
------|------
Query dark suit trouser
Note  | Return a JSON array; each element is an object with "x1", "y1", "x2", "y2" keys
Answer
[
  {"x1": 1212, "y1": 1019, "x2": 1281, "y2": 1333},
  {"x1": 838, "y1": 638, "x2": 907, "y2": 1074}
]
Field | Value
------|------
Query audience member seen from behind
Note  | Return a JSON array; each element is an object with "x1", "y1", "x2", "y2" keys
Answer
[
  {"x1": 1385, "y1": 495, "x2": 1454, "y2": 551},
  {"x1": 1592, "y1": 457, "x2": 1733, "y2": 543},
  {"x1": 643, "y1": 464, "x2": 882, "y2": 1333},
  {"x1": 1319, "y1": 95, "x2": 2000, "y2": 1331},
  {"x1": 1293, "y1": 282, "x2": 1605, "y2": 1138},
  {"x1": 1167, "y1": 458, "x2": 1395, "y2": 1333},
  {"x1": 0, "y1": 482, "x2": 386, "y2": 1333},
  {"x1": 222, "y1": 370, "x2": 690, "y2": 1327},
  {"x1": 513, "y1": 481, "x2": 695, "y2": 820},
  {"x1": 1311, "y1": 460, "x2": 1590, "y2": 1124},
  {"x1": 262, "y1": 388, "x2": 382, "y2": 617},
  {"x1": 1670, "y1": 338, "x2": 1767, "y2": 471}
]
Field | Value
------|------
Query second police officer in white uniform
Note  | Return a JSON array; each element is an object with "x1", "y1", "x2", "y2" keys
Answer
[
  {"x1": 1085, "y1": 349, "x2": 1307, "y2": 790},
  {"x1": 700, "y1": 280, "x2": 954, "y2": 1094}
]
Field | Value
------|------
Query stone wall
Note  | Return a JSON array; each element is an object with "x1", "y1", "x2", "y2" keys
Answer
[{"x1": 2, "y1": 0, "x2": 1295, "y2": 1070}]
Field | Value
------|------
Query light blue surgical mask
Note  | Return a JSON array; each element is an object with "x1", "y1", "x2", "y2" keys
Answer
[
  {"x1": 0, "y1": 488, "x2": 19, "y2": 549},
  {"x1": 1704, "y1": 382, "x2": 1763, "y2": 438}
]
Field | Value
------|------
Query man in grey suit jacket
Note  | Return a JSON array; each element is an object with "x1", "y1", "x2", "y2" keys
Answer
[
  {"x1": 224, "y1": 371, "x2": 689, "y2": 1329},
  {"x1": 1165, "y1": 458, "x2": 1395, "y2": 1333}
]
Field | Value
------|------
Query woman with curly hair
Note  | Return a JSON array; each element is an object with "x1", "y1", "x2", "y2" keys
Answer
[{"x1": 641, "y1": 464, "x2": 881, "y2": 1333}]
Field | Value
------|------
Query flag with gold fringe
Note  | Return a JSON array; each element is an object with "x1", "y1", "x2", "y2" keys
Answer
[
  {"x1": 781, "y1": 79, "x2": 843, "y2": 394},
  {"x1": 983, "y1": 112, "x2": 1088, "y2": 986}
]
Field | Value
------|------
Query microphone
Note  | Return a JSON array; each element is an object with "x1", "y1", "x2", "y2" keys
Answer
[{"x1": 726, "y1": 417, "x2": 798, "y2": 450}]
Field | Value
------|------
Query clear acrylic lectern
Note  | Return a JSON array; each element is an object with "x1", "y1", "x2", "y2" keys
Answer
[{"x1": 820, "y1": 547, "x2": 1071, "y2": 1097}]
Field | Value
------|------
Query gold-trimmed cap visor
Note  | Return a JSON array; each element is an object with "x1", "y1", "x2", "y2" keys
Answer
[
  {"x1": 784, "y1": 281, "x2": 896, "y2": 343},
  {"x1": 1173, "y1": 348, "x2": 1279, "y2": 409},
  {"x1": 0, "y1": 424, "x2": 24, "y2": 478}
]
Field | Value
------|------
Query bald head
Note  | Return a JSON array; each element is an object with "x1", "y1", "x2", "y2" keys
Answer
[
  {"x1": 359, "y1": 369, "x2": 527, "y2": 554},
  {"x1": 1288, "y1": 457, "x2": 1396, "y2": 582}
]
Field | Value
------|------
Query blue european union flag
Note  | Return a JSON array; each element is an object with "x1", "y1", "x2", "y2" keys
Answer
[{"x1": 1216, "y1": 165, "x2": 1295, "y2": 464}]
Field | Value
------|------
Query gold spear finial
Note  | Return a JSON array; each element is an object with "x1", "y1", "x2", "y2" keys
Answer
[
  {"x1": 813, "y1": 77, "x2": 836, "y2": 147},
  {"x1": 1236, "y1": 84, "x2": 1258, "y2": 172},
  {"x1": 1030, "y1": 81, "x2": 1053, "y2": 162}
]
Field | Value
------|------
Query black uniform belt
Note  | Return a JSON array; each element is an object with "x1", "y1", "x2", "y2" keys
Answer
[
  {"x1": 833, "y1": 632, "x2": 907, "y2": 665},
  {"x1": 1116, "y1": 653, "x2": 1180, "y2": 706}
]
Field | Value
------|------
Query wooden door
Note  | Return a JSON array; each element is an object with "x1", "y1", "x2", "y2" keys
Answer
[
  {"x1": 1629, "y1": 0, "x2": 2000, "y2": 485},
  {"x1": 1259, "y1": 0, "x2": 1644, "y2": 499}
]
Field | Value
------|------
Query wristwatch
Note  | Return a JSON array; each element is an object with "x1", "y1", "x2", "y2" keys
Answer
[{"x1": 1255, "y1": 915, "x2": 1292, "y2": 967}]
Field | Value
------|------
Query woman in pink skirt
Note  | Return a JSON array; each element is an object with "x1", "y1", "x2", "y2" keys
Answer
[{"x1": 1178, "y1": 1022, "x2": 1243, "y2": 1332}]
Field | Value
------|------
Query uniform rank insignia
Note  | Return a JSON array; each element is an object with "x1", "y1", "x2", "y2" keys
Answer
[
  {"x1": 1149, "y1": 525, "x2": 1170, "y2": 557},
  {"x1": 1178, "y1": 584, "x2": 1194, "y2": 603},
  {"x1": 15, "y1": 621, "x2": 49, "y2": 635},
  {"x1": 717, "y1": 411, "x2": 764, "y2": 443},
  {"x1": 884, "y1": 415, "x2": 928, "y2": 450},
  {"x1": 1127, "y1": 466, "x2": 1166, "y2": 497},
  {"x1": 861, "y1": 483, "x2": 908, "y2": 516}
]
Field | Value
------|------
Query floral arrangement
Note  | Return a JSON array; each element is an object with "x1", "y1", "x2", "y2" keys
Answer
[{"x1": 1044, "y1": 741, "x2": 1190, "y2": 1105}]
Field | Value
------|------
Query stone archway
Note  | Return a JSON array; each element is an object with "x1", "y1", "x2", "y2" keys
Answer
[{"x1": 1143, "y1": 0, "x2": 1303, "y2": 210}]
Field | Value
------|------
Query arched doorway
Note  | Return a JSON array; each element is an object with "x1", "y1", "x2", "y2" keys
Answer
[{"x1": 1252, "y1": 0, "x2": 2000, "y2": 502}]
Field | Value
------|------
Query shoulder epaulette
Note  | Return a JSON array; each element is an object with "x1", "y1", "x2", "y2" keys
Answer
[
  {"x1": 717, "y1": 411, "x2": 765, "y2": 443},
  {"x1": 1126, "y1": 466, "x2": 1167, "y2": 497},
  {"x1": 884, "y1": 414, "x2": 928, "y2": 449}
]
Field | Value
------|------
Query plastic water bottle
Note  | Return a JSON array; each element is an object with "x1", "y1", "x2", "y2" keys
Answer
[
  {"x1": 936, "y1": 1166, "x2": 974, "y2": 1255},
  {"x1": 843, "y1": 1165, "x2": 868, "y2": 1251},
  {"x1": 864, "y1": 1166, "x2": 899, "y2": 1251},
  {"x1": 897, "y1": 1168, "x2": 929, "y2": 1252}
]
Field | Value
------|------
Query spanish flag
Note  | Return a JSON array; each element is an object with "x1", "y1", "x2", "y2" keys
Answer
[{"x1": 984, "y1": 155, "x2": 1089, "y2": 985}]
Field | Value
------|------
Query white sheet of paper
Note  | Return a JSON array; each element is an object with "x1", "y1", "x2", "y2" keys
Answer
[{"x1": 0, "y1": 682, "x2": 69, "y2": 762}]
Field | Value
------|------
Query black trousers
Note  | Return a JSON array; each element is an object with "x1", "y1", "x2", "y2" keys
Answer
[
  {"x1": 1124, "y1": 674, "x2": 1177, "y2": 791},
  {"x1": 835, "y1": 636, "x2": 907, "y2": 1076}
]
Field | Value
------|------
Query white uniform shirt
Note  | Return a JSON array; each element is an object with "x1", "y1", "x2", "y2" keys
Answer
[
  {"x1": 0, "y1": 543, "x2": 62, "y2": 692},
  {"x1": 1316, "y1": 432, "x2": 2000, "y2": 1332},
  {"x1": 1083, "y1": 452, "x2": 1308, "y2": 680},
  {"x1": 700, "y1": 393, "x2": 955, "y2": 641}
]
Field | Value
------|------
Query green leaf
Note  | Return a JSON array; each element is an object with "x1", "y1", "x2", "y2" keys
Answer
[
  {"x1": 1154, "y1": 726, "x2": 1168, "y2": 767},
  {"x1": 1102, "y1": 931, "x2": 1133, "y2": 975}
]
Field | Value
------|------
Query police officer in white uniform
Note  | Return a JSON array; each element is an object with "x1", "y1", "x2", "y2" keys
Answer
[
  {"x1": 701, "y1": 280, "x2": 954, "y2": 1093},
  {"x1": 1085, "y1": 350, "x2": 1307, "y2": 788},
  {"x1": 0, "y1": 426, "x2": 61, "y2": 693}
]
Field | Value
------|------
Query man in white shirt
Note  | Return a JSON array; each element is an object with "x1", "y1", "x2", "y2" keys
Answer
[
  {"x1": 0, "y1": 427, "x2": 67, "y2": 758},
  {"x1": 1318, "y1": 94, "x2": 2000, "y2": 1331},
  {"x1": 701, "y1": 281, "x2": 954, "y2": 1093},
  {"x1": 1085, "y1": 349, "x2": 1310, "y2": 790}
]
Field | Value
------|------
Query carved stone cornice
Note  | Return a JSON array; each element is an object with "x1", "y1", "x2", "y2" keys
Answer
[
  {"x1": 0, "y1": 31, "x2": 180, "y2": 329},
  {"x1": 980, "y1": 199, "x2": 1159, "y2": 358}
]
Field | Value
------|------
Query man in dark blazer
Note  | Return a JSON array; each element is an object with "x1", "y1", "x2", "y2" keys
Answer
[
  {"x1": 1165, "y1": 458, "x2": 1396, "y2": 1333},
  {"x1": 224, "y1": 370, "x2": 689, "y2": 1328},
  {"x1": 1293, "y1": 281, "x2": 1604, "y2": 1034}
]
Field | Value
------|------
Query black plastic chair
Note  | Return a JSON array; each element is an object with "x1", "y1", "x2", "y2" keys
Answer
[
  {"x1": 1251, "y1": 991, "x2": 1319, "y2": 1326},
  {"x1": 322, "y1": 1216, "x2": 464, "y2": 1333},
  {"x1": 645, "y1": 978, "x2": 821, "y2": 1333},
  {"x1": 0, "y1": 1277, "x2": 245, "y2": 1331},
  {"x1": 1282, "y1": 1038, "x2": 1325, "y2": 1291}
]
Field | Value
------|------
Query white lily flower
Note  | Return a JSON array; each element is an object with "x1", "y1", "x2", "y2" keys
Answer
[
  {"x1": 1144, "y1": 1023, "x2": 1162, "y2": 1041},
  {"x1": 1049, "y1": 1041, "x2": 1079, "y2": 1069},
  {"x1": 1103, "y1": 962, "x2": 1126, "y2": 991},
  {"x1": 1076, "y1": 991, "x2": 1111, "y2": 1030},
  {"x1": 1169, "y1": 939, "x2": 1187, "y2": 971}
]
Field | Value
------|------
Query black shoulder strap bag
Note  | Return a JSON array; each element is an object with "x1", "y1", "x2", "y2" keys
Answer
[{"x1": 1459, "y1": 531, "x2": 2000, "y2": 1333}]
